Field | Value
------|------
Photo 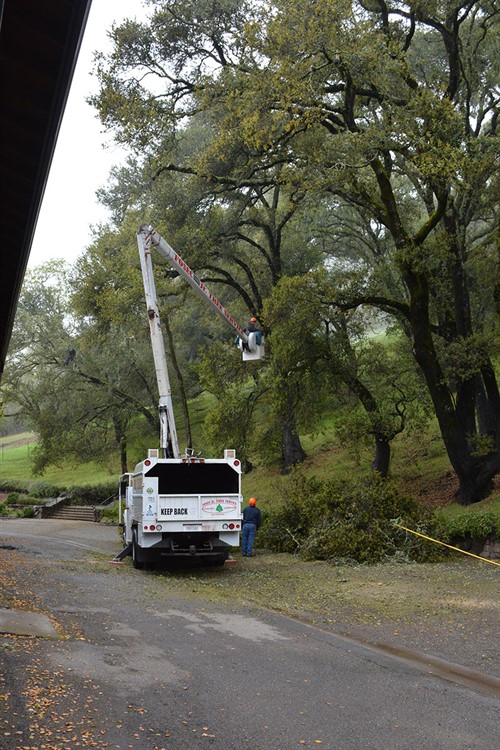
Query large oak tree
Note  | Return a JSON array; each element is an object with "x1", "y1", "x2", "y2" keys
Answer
[{"x1": 93, "y1": 0, "x2": 499, "y2": 501}]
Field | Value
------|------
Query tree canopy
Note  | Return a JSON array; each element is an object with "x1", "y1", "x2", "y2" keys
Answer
[
  {"x1": 4, "y1": 1, "x2": 498, "y2": 504},
  {"x1": 89, "y1": 0, "x2": 499, "y2": 502}
]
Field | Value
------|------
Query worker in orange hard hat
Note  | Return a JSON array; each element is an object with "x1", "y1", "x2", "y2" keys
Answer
[
  {"x1": 241, "y1": 496, "x2": 261, "y2": 557},
  {"x1": 244, "y1": 317, "x2": 258, "y2": 335},
  {"x1": 242, "y1": 317, "x2": 262, "y2": 351}
]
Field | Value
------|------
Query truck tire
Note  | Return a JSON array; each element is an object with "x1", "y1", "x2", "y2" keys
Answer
[{"x1": 132, "y1": 530, "x2": 144, "y2": 570}]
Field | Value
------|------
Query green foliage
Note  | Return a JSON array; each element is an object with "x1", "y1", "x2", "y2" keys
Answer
[
  {"x1": 2, "y1": 257, "x2": 161, "y2": 478},
  {"x1": 259, "y1": 472, "x2": 441, "y2": 563},
  {"x1": 0, "y1": 479, "x2": 25, "y2": 493},
  {"x1": 436, "y1": 510, "x2": 497, "y2": 542},
  {"x1": 3, "y1": 0, "x2": 495, "y2": 503},
  {"x1": 197, "y1": 342, "x2": 272, "y2": 470},
  {"x1": 5, "y1": 493, "x2": 44, "y2": 507},
  {"x1": 0, "y1": 475, "x2": 117, "y2": 506},
  {"x1": 100, "y1": 502, "x2": 120, "y2": 523},
  {"x1": 0, "y1": 478, "x2": 63, "y2": 498},
  {"x1": 25, "y1": 481, "x2": 62, "y2": 499},
  {"x1": 65, "y1": 482, "x2": 118, "y2": 506},
  {"x1": 90, "y1": 0, "x2": 500, "y2": 502},
  {"x1": 17, "y1": 506, "x2": 35, "y2": 518},
  {"x1": 263, "y1": 274, "x2": 432, "y2": 475}
]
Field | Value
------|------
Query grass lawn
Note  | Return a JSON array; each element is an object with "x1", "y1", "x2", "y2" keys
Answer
[{"x1": 0, "y1": 438, "x2": 118, "y2": 486}]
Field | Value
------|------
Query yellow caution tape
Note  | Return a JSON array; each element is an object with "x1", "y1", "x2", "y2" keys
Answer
[{"x1": 395, "y1": 524, "x2": 500, "y2": 568}]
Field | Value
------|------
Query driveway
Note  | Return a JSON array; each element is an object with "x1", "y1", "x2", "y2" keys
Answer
[{"x1": 1, "y1": 519, "x2": 498, "y2": 750}]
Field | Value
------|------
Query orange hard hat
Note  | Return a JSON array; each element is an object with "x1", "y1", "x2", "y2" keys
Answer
[
  {"x1": 249, "y1": 317, "x2": 257, "y2": 323},
  {"x1": 248, "y1": 497, "x2": 257, "y2": 506}
]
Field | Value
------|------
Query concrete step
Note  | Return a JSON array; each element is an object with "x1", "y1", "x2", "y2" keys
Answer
[{"x1": 50, "y1": 505, "x2": 97, "y2": 522}]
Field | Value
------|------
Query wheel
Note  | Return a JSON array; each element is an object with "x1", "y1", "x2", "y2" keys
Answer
[{"x1": 132, "y1": 530, "x2": 144, "y2": 569}]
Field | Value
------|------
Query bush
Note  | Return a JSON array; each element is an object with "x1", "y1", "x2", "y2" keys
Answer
[
  {"x1": 19, "y1": 495, "x2": 44, "y2": 506},
  {"x1": 5, "y1": 492, "x2": 44, "y2": 507},
  {"x1": 26, "y1": 480, "x2": 62, "y2": 498},
  {"x1": 1, "y1": 477, "x2": 119, "y2": 506},
  {"x1": 66, "y1": 482, "x2": 117, "y2": 505},
  {"x1": 0, "y1": 478, "x2": 62, "y2": 499},
  {"x1": 100, "y1": 502, "x2": 119, "y2": 523},
  {"x1": 436, "y1": 509, "x2": 497, "y2": 543},
  {"x1": 0, "y1": 479, "x2": 25, "y2": 494},
  {"x1": 259, "y1": 472, "x2": 442, "y2": 563},
  {"x1": 17, "y1": 506, "x2": 35, "y2": 518},
  {"x1": 0, "y1": 503, "x2": 9, "y2": 516},
  {"x1": 0, "y1": 477, "x2": 119, "y2": 504}
]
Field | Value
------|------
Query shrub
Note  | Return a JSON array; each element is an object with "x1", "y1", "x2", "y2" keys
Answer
[
  {"x1": 259, "y1": 472, "x2": 442, "y2": 563},
  {"x1": 436, "y1": 510, "x2": 497, "y2": 543},
  {"x1": 0, "y1": 479, "x2": 25, "y2": 494},
  {"x1": 1, "y1": 478, "x2": 119, "y2": 506},
  {"x1": 300, "y1": 520, "x2": 378, "y2": 563},
  {"x1": 19, "y1": 495, "x2": 44, "y2": 506},
  {"x1": 100, "y1": 502, "x2": 119, "y2": 523},
  {"x1": 66, "y1": 482, "x2": 117, "y2": 505},
  {"x1": 17, "y1": 506, "x2": 35, "y2": 518},
  {"x1": 0, "y1": 479, "x2": 62, "y2": 498},
  {"x1": 0, "y1": 503, "x2": 9, "y2": 516},
  {"x1": 5, "y1": 492, "x2": 44, "y2": 507},
  {"x1": 26, "y1": 481, "x2": 62, "y2": 498}
]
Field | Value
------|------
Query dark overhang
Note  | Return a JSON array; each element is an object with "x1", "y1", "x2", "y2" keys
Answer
[{"x1": 0, "y1": 0, "x2": 93, "y2": 376}]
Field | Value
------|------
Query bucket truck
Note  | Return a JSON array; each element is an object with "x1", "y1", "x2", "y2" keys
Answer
[{"x1": 119, "y1": 225, "x2": 264, "y2": 567}]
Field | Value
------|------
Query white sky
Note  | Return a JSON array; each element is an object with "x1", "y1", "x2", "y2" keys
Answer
[{"x1": 28, "y1": 0, "x2": 144, "y2": 268}]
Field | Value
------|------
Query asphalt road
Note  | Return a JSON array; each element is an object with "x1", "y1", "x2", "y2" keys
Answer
[{"x1": 1, "y1": 519, "x2": 498, "y2": 750}]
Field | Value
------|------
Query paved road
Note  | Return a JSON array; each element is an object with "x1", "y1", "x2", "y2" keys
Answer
[{"x1": 1, "y1": 520, "x2": 498, "y2": 750}]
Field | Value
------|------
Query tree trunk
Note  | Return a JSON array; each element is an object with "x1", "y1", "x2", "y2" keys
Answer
[
  {"x1": 455, "y1": 452, "x2": 499, "y2": 505},
  {"x1": 113, "y1": 416, "x2": 128, "y2": 474},
  {"x1": 343, "y1": 369, "x2": 393, "y2": 479},
  {"x1": 281, "y1": 409, "x2": 306, "y2": 474},
  {"x1": 404, "y1": 268, "x2": 500, "y2": 504},
  {"x1": 119, "y1": 436, "x2": 128, "y2": 475},
  {"x1": 372, "y1": 437, "x2": 390, "y2": 478}
]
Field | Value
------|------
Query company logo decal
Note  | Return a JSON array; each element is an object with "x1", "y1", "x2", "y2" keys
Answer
[{"x1": 201, "y1": 499, "x2": 238, "y2": 515}]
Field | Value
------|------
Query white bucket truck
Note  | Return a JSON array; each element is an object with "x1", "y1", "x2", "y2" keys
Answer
[{"x1": 118, "y1": 226, "x2": 264, "y2": 567}]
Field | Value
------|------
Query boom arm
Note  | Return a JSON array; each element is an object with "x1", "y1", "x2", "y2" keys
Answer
[
  {"x1": 137, "y1": 224, "x2": 264, "y2": 457},
  {"x1": 138, "y1": 225, "x2": 249, "y2": 344},
  {"x1": 138, "y1": 229, "x2": 180, "y2": 459}
]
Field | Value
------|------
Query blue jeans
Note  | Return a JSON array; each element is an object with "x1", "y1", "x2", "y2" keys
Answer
[{"x1": 241, "y1": 523, "x2": 257, "y2": 556}]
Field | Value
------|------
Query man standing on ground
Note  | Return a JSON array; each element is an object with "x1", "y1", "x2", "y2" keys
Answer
[{"x1": 241, "y1": 497, "x2": 261, "y2": 557}]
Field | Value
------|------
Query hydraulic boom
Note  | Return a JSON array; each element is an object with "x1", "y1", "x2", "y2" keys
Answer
[{"x1": 136, "y1": 224, "x2": 264, "y2": 457}]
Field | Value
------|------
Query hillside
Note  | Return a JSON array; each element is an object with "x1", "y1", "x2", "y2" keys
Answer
[{"x1": 1, "y1": 417, "x2": 498, "y2": 517}]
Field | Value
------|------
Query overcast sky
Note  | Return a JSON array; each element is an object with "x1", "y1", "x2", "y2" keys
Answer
[{"x1": 28, "y1": 0, "x2": 144, "y2": 268}]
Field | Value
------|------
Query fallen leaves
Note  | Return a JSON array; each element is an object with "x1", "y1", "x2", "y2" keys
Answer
[{"x1": 298, "y1": 740, "x2": 323, "y2": 746}]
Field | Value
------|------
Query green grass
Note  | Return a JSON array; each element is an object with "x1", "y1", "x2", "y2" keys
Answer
[
  {"x1": 0, "y1": 441, "x2": 118, "y2": 486},
  {"x1": 437, "y1": 494, "x2": 500, "y2": 520},
  {"x1": 0, "y1": 431, "x2": 34, "y2": 447}
]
